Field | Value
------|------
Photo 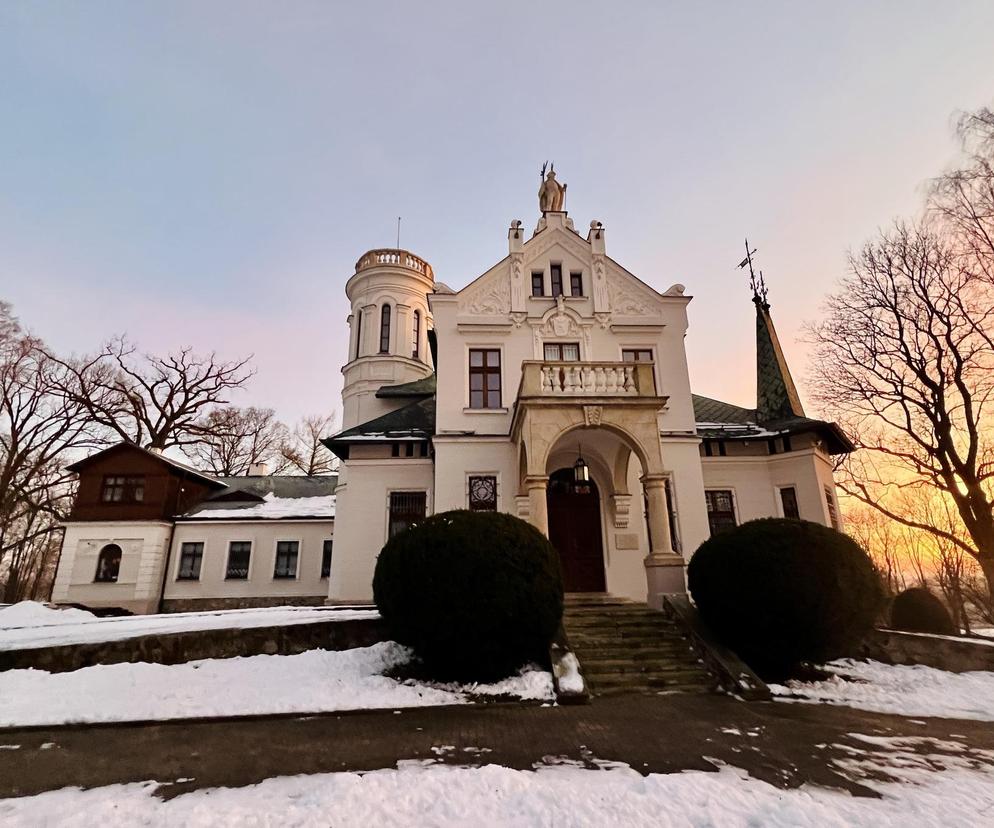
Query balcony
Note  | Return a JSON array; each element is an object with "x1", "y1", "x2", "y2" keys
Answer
[
  {"x1": 354, "y1": 248, "x2": 434, "y2": 280},
  {"x1": 517, "y1": 360, "x2": 658, "y2": 399}
]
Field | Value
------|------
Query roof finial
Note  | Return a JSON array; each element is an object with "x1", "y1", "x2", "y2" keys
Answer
[{"x1": 737, "y1": 238, "x2": 768, "y2": 308}]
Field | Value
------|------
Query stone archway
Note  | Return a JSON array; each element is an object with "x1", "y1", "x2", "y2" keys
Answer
[{"x1": 547, "y1": 468, "x2": 607, "y2": 592}]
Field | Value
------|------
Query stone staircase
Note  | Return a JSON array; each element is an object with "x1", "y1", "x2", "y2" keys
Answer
[{"x1": 563, "y1": 594, "x2": 718, "y2": 696}]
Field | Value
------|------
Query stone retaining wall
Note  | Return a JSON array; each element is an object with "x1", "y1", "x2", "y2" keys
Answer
[
  {"x1": 0, "y1": 617, "x2": 387, "y2": 674},
  {"x1": 860, "y1": 628, "x2": 994, "y2": 673},
  {"x1": 160, "y1": 596, "x2": 328, "y2": 613}
]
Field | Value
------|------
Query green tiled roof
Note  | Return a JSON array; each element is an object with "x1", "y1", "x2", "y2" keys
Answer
[{"x1": 375, "y1": 373, "x2": 437, "y2": 398}]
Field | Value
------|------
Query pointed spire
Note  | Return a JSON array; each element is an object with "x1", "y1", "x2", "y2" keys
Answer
[
  {"x1": 737, "y1": 240, "x2": 805, "y2": 421},
  {"x1": 755, "y1": 298, "x2": 805, "y2": 421}
]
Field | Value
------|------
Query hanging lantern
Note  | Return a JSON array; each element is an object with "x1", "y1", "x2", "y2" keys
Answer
[{"x1": 573, "y1": 445, "x2": 590, "y2": 484}]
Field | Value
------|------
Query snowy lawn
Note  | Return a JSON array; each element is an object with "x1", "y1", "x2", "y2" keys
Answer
[
  {"x1": 770, "y1": 658, "x2": 994, "y2": 722},
  {"x1": 0, "y1": 602, "x2": 378, "y2": 651},
  {"x1": 2, "y1": 752, "x2": 994, "y2": 827},
  {"x1": 0, "y1": 642, "x2": 554, "y2": 727}
]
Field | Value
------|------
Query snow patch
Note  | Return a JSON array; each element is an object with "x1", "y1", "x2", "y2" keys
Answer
[
  {"x1": 771, "y1": 658, "x2": 994, "y2": 722},
  {"x1": 0, "y1": 603, "x2": 378, "y2": 651},
  {"x1": 3, "y1": 757, "x2": 994, "y2": 826},
  {"x1": 0, "y1": 643, "x2": 554, "y2": 727}
]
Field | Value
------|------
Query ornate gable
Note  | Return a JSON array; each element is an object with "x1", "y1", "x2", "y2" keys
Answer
[
  {"x1": 604, "y1": 262, "x2": 665, "y2": 318},
  {"x1": 457, "y1": 262, "x2": 511, "y2": 316}
]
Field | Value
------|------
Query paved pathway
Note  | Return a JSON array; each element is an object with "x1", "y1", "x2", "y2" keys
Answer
[{"x1": 3, "y1": 694, "x2": 993, "y2": 800}]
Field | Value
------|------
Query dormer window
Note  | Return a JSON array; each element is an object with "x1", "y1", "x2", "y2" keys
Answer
[
  {"x1": 101, "y1": 475, "x2": 145, "y2": 503},
  {"x1": 550, "y1": 264, "x2": 563, "y2": 297}
]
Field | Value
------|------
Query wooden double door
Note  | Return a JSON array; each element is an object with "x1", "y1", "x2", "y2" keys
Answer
[{"x1": 547, "y1": 468, "x2": 607, "y2": 592}]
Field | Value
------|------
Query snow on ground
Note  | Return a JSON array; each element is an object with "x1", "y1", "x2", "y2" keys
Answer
[
  {"x1": 770, "y1": 658, "x2": 994, "y2": 722},
  {"x1": 0, "y1": 602, "x2": 378, "y2": 651},
  {"x1": 3, "y1": 752, "x2": 994, "y2": 827},
  {"x1": 0, "y1": 643, "x2": 554, "y2": 727}
]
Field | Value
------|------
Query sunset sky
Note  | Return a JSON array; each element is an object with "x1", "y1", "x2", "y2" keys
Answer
[{"x1": 3, "y1": 2, "x2": 994, "y2": 427}]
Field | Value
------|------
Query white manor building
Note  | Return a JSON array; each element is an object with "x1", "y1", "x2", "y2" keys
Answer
[{"x1": 51, "y1": 178, "x2": 850, "y2": 614}]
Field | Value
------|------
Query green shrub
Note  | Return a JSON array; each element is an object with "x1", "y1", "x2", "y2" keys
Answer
[
  {"x1": 372, "y1": 510, "x2": 564, "y2": 681},
  {"x1": 890, "y1": 587, "x2": 956, "y2": 635},
  {"x1": 687, "y1": 518, "x2": 883, "y2": 678}
]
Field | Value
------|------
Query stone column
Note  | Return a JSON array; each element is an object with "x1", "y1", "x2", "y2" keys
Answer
[
  {"x1": 525, "y1": 475, "x2": 550, "y2": 538},
  {"x1": 642, "y1": 474, "x2": 687, "y2": 607}
]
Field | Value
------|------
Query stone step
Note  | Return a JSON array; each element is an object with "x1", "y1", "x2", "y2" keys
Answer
[
  {"x1": 565, "y1": 619, "x2": 682, "y2": 634},
  {"x1": 580, "y1": 654, "x2": 705, "y2": 671},
  {"x1": 571, "y1": 643, "x2": 697, "y2": 659},
  {"x1": 584, "y1": 672, "x2": 716, "y2": 694}
]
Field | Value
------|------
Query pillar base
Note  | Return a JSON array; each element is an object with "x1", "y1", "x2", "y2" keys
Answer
[{"x1": 643, "y1": 553, "x2": 687, "y2": 609}]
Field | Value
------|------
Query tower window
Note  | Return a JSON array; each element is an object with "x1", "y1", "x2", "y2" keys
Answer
[
  {"x1": 780, "y1": 487, "x2": 800, "y2": 519},
  {"x1": 412, "y1": 310, "x2": 421, "y2": 360},
  {"x1": 531, "y1": 271, "x2": 544, "y2": 297},
  {"x1": 354, "y1": 309, "x2": 363, "y2": 359},
  {"x1": 379, "y1": 305, "x2": 391, "y2": 354},
  {"x1": 550, "y1": 264, "x2": 563, "y2": 297},
  {"x1": 570, "y1": 271, "x2": 583, "y2": 296}
]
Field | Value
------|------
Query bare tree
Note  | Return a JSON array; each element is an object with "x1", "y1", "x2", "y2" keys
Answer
[
  {"x1": 280, "y1": 413, "x2": 338, "y2": 476},
  {"x1": 0, "y1": 303, "x2": 94, "y2": 600},
  {"x1": 809, "y1": 106, "x2": 994, "y2": 604},
  {"x1": 187, "y1": 406, "x2": 289, "y2": 476},
  {"x1": 49, "y1": 336, "x2": 254, "y2": 451}
]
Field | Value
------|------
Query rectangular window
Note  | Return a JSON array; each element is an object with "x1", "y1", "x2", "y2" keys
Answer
[
  {"x1": 705, "y1": 490, "x2": 737, "y2": 536},
  {"x1": 354, "y1": 309, "x2": 363, "y2": 359},
  {"x1": 274, "y1": 540, "x2": 299, "y2": 579},
  {"x1": 824, "y1": 486, "x2": 840, "y2": 530},
  {"x1": 469, "y1": 348, "x2": 501, "y2": 409},
  {"x1": 389, "y1": 491, "x2": 427, "y2": 538},
  {"x1": 177, "y1": 542, "x2": 204, "y2": 581},
  {"x1": 531, "y1": 271, "x2": 544, "y2": 297},
  {"x1": 321, "y1": 540, "x2": 333, "y2": 578},
  {"x1": 543, "y1": 342, "x2": 580, "y2": 361},
  {"x1": 570, "y1": 271, "x2": 583, "y2": 296},
  {"x1": 412, "y1": 311, "x2": 421, "y2": 360},
  {"x1": 550, "y1": 263, "x2": 563, "y2": 296},
  {"x1": 100, "y1": 475, "x2": 145, "y2": 503},
  {"x1": 780, "y1": 487, "x2": 800, "y2": 519},
  {"x1": 468, "y1": 476, "x2": 497, "y2": 512},
  {"x1": 621, "y1": 349, "x2": 653, "y2": 363},
  {"x1": 225, "y1": 541, "x2": 251, "y2": 580}
]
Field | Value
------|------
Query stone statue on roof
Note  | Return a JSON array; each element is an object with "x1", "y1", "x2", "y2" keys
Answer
[{"x1": 538, "y1": 162, "x2": 567, "y2": 212}]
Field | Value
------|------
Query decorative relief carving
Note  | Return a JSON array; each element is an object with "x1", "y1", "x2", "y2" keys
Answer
[
  {"x1": 583, "y1": 405, "x2": 603, "y2": 426},
  {"x1": 461, "y1": 274, "x2": 511, "y2": 316},
  {"x1": 510, "y1": 255, "x2": 525, "y2": 312},
  {"x1": 607, "y1": 270, "x2": 658, "y2": 316}
]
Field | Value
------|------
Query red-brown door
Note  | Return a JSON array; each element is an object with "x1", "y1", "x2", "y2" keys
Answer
[{"x1": 547, "y1": 468, "x2": 606, "y2": 592}]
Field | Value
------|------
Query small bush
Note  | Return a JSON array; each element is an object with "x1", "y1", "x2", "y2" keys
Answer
[
  {"x1": 687, "y1": 518, "x2": 883, "y2": 678},
  {"x1": 890, "y1": 587, "x2": 957, "y2": 635},
  {"x1": 372, "y1": 510, "x2": 564, "y2": 681}
]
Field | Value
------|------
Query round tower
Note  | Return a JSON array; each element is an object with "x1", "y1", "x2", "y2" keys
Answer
[{"x1": 341, "y1": 248, "x2": 435, "y2": 430}]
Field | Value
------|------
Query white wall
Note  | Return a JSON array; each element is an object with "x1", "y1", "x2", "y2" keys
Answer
[
  {"x1": 163, "y1": 520, "x2": 334, "y2": 603},
  {"x1": 328, "y1": 458, "x2": 434, "y2": 602},
  {"x1": 52, "y1": 521, "x2": 174, "y2": 615}
]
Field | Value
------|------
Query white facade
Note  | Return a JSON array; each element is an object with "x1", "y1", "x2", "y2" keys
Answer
[{"x1": 326, "y1": 205, "x2": 848, "y2": 607}]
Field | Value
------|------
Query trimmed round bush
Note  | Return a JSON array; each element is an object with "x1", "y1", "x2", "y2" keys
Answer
[
  {"x1": 687, "y1": 518, "x2": 883, "y2": 678},
  {"x1": 372, "y1": 510, "x2": 564, "y2": 681},
  {"x1": 890, "y1": 587, "x2": 956, "y2": 635}
]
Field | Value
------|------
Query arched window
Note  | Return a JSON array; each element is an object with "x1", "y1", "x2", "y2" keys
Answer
[
  {"x1": 354, "y1": 308, "x2": 363, "y2": 359},
  {"x1": 95, "y1": 543, "x2": 122, "y2": 583},
  {"x1": 412, "y1": 310, "x2": 421, "y2": 360},
  {"x1": 379, "y1": 304, "x2": 391, "y2": 354}
]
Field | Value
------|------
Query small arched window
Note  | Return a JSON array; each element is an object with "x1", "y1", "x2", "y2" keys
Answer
[
  {"x1": 412, "y1": 310, "x2": 421, "y2": 360},
  {"x1": 95, "y1": 543, "x2": 122, "y2": 583},
  {"x1": 379, "y1": 304, "x2": 391, "y2": 354}
]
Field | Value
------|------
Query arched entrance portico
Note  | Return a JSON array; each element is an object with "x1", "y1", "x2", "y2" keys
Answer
[{"x1": 547, "y1": 468, "x2": 606, "y2": 592}]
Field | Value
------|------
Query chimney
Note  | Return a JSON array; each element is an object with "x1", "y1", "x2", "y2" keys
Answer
[{"x1": 248, "y1": 462, "x2": 269, "y2": 476}]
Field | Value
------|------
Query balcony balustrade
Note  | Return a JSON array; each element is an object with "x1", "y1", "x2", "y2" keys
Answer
[{"x1": 517, "y1": 360, "x2": 657, "y2": 399}]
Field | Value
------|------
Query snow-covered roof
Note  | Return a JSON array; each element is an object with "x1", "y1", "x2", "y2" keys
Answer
[{"x1": 181, "y1": 492, "x2": 336, "y2": 521}]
